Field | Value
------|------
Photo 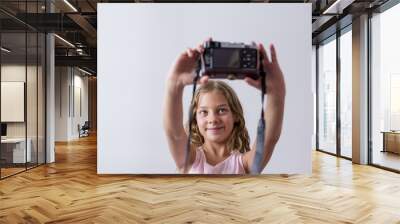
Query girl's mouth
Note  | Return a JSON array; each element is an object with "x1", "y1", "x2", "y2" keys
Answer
[{"x1": 206, "y1": 127, "x2": 224, "y2": 132}]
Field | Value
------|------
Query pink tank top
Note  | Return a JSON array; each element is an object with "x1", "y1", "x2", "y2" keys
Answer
[{"x1": 188, "y1": 147, "x2": 246, "y2": 174}]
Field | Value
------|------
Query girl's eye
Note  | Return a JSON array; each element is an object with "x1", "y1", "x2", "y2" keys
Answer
[
  {"x1": 198, "y1": 110, "x2": 207, "y2": 116},
  {"x1": 218, "y1": 108, "x2": 227, "y2": 113}
]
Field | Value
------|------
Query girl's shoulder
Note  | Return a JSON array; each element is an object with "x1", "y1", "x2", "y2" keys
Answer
[{"x1": 241, "y1": 149, "x2": 252, "y2": 173}]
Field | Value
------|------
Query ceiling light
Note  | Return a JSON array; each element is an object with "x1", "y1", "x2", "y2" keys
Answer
[
  {"x1": 322, "y1": 0, "x2": 355, "y2": 15},
  {"x1": 54, "y1": 34, "x2": 75, "y2": 48},
  {"x1": 1, "y1": 47, "x2": 11, "y2": 53},
  {"x1": 78, "y1": 67, "x2": 92, "y2": 76},
  {"x1": 63, "y1": 0, "x2": 78, "y2": 12},
  {"x1": 323, "y1": 0, "x2": 342, "y2": 14}
]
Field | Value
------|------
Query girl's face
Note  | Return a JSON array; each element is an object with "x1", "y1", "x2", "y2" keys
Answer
[{"x1": 196, "y1": 90, "x2": 235, "y2": 144}]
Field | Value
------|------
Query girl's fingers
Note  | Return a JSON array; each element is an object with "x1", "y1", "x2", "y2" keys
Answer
[
  {"x1": 199, "y1": 76, "x2": 209, "y2": 84},
  {"x1": 188, "y1": 37, "x2": 214, "y2": 58},
  {"x1": 244, "y1": 77, "x2": 261, "y2": 90},
  {"x1": 187, "y1": 48, "x2": 201, "y2": 60},
  {"x1": 270, "y1": 44, "x2": 278, "y2": 65},
  {"x1": 258, "y1": 44, "x2": 267, "y2": 62},
  {"x1": 186, "y1": 48, "x2": 193, "y2": 58},
  {"x1": 195, "y1": 37, "x2": 212, "y2": 54},
  {"x1": 196, "y1": 44, "x2": 204, "y2": 54},
  {"x1": 259, "y1": 43, "x2": 271, "y2": 67}
]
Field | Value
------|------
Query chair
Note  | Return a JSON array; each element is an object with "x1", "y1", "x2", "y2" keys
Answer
[{"x1": 79, "y1": 121, "x2": 90, "y2": 138}]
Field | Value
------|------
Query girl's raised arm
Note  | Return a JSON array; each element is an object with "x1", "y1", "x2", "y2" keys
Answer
[
  {"x1": 243, "y1": 43, "x2": 286, "y2": 173},
  {"x1": 163, "y1": 45, "x2": 207, "y2": 170}
]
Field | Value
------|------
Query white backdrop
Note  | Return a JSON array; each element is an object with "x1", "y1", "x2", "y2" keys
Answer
[{"x1": 98, "y1": 3, "x2": 313, "y2": 174}]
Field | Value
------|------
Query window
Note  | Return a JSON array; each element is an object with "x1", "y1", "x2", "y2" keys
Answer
[
  {"x1": 340, "y1": 28, "x2": 352, "y2": 158},
  {"x1": 371, "y1": 3, "x2": 400, "y2": 171},
  {"x1": 318, "y1": 36, "x2": 337, "y2": 155}
]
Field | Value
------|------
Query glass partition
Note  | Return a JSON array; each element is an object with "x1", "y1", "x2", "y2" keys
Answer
[
  {"x1": 38, "y1": 32, "x2": 45, "y2": 165},
  {"x1": 317, "y1": 36, "x2": 337, "y2": 155},
  {"x1": 26, "y1": 0, "x2": 45, "y2": 169},
  {"x1": 27, "y1": 30, "x2": 38, "y2": 169},
  {"x1": 1, "y1": 31, "x2": 28, "y2": 177},
  {"x1": 0, "y1": 1, "x2": 46, "y2": 179}
]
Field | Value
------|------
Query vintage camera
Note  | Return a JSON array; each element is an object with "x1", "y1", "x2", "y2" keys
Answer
[{"x1": 201, "y1": 40, "x2": 260, "y2": 80}]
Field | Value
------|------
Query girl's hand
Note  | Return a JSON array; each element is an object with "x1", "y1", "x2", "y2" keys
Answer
[
  {"x1": 167, "y1": 40, "x2": 209, "y2": 88},
  {"x1": 244, "y1": 43, "x2": 286, "y2": 99}
]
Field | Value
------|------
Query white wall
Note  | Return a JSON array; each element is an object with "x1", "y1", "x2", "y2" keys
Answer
[
  {"x1": 55, "y1": 67, "x2": 68, "y2": 141},
  {"x1": 55, "y1": 67, "x2": 89, "y2": 141},
  {"x1": 98, "y1": 3, "x2": 313, "y2": 174}
]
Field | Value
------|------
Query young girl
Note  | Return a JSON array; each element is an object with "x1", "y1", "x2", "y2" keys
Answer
[{"x1": 163, "y1": 40, "x2": 286, "y2": 174}]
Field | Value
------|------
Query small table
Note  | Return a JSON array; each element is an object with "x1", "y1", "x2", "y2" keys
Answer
[
  {"x1": 1, "y1": 138, "x2": 32, "y2": 164},
  {"x1": 381, "y1": 131, "x2": 400, "y2": 154}
]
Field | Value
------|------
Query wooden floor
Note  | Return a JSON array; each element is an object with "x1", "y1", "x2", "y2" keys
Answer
[
  {"x1": 1, "y1": 135, "x2": 400, "y2": 223},
  {"x1": 0, "y1": 167, "x2": 26, "y2": 178}
]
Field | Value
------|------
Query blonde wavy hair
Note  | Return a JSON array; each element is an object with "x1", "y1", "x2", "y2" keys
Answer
[{"x1": 188, "y1": 80, "x2": 250, "y2": 153}]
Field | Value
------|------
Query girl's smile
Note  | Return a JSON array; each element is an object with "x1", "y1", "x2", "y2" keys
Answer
[{"x1": 206, "y1": 126, "x2": 225, "y2": 133}]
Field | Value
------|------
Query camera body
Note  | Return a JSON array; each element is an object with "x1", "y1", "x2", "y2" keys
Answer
[{"x1": 201, "y1": 40, "x2": 260, "y2": 80}]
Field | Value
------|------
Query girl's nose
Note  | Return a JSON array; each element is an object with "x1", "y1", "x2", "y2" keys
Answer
[
  {"x1": 207, "y1": 112, "x2": 219, "y2": 124},
  {"x1": 208, "y1": 119, "x2": 218, "y2": 124}
]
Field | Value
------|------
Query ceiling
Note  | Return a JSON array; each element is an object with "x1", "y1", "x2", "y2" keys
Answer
[{"x1": 0, "y1": 0, "x2": 392, "y2": 75}]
